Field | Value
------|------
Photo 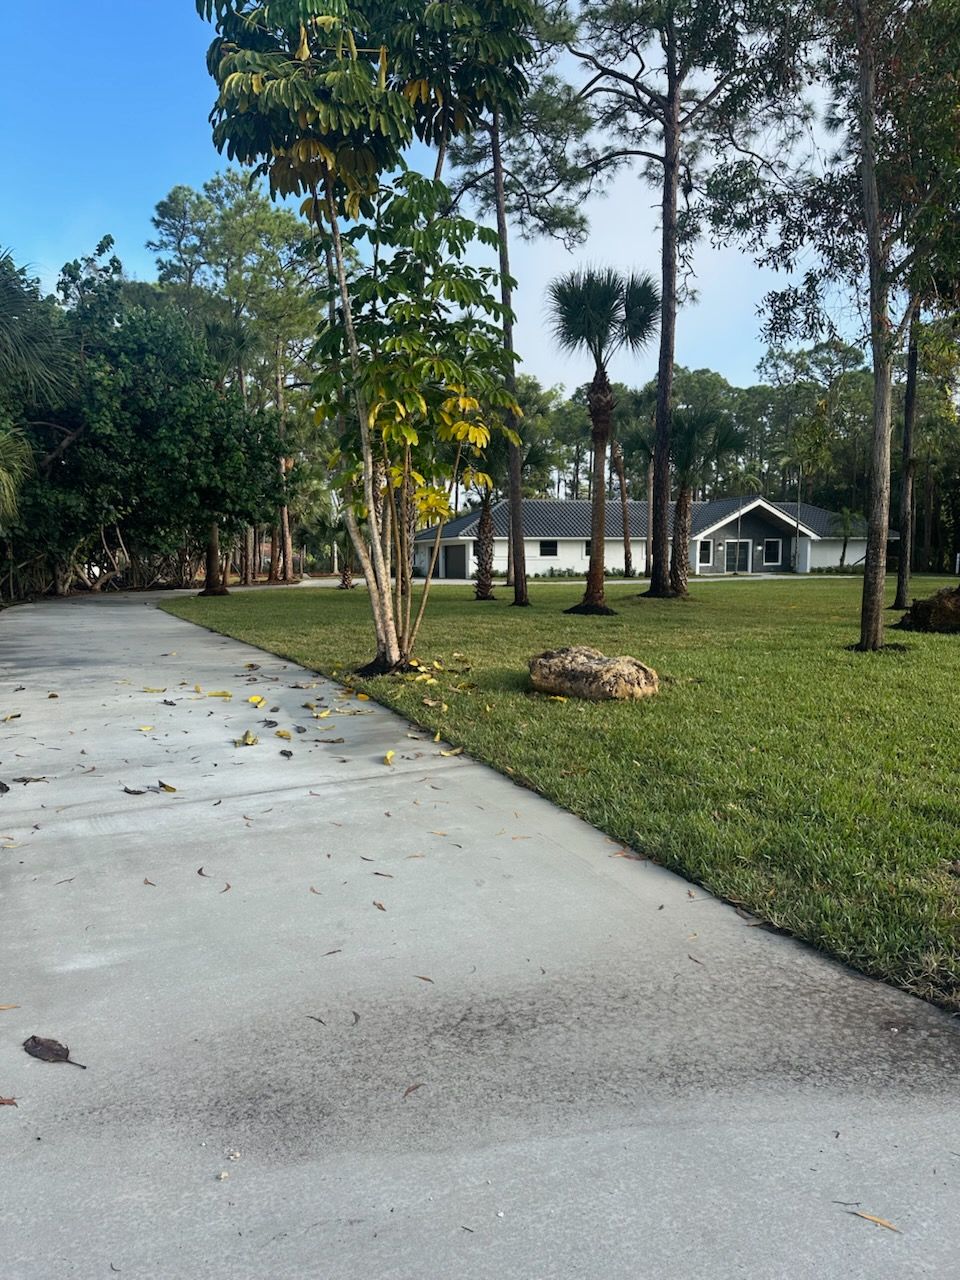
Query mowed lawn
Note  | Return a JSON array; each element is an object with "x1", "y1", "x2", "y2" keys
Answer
[{"x1": 163, "y1": 577, "x2": 960, "y2": 1009}]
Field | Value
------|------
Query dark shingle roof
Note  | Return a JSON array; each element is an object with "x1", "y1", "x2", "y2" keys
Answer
[{"x1": 416, "y1": 497, "x2": 865, "y2": 542}]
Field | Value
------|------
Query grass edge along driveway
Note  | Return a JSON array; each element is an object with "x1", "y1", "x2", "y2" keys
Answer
[{"x1": 162, "y1": 577, "x2": 960, "y2": 1011}]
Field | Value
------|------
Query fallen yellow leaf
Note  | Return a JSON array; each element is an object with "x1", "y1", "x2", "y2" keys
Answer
[
  {"x1": 440, "y1": 747, "x2": 464, "y2": 757},
  {"x1": 138, "y1": 726, "x2": 155, "y2": 733},
  {"x1": 248, "y1": 695, "x2": 265, "y2": 706},
  {"x1": 849, "y1": 1211, "x2": 900, "y2": 1233},
  {"x1": 142, "y1": 687, "x2": 167, "y2": 694},
  {"x1": 158, "y1": 780, "x2": 177, "y2": 793},
  {"x1": 234, "y1": 730, "x2": 259, "y2": 747},
  {"x1": 208, "y1": 690, "x2": 233, "y2": 699},
  {"x1": 357, "y1": 693, "x2": 371, "y2": 701},
  {"x1": 384, "y1": 750, "x2": 396, "y2": 765},
  {"x1": 433, "y1": 731, "x2": 441, "y2": 743},
  {"x1": 275, "y1": 729, "x2": 292, "y2": 740},
  {"x1": 317, "y1": 709, "x2": 331, "y2": 718},
  {"x1": 194, "y1": 684, "x2": 202, "y2": 693}
]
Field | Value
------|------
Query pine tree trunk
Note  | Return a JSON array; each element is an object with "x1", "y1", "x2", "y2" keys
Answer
[
  {"x1": 491, "y1": 112, "x2": 529, "y2": 607},
  {"x1": 894, "y1": 305, "x2": 919, "y2": 610},
  {"x1": 474, "y1": 491, "x2": 496, "y2": 600},
  {"x1": 268, "y1": 527, "x2": 280, "y2": 582},
  {"x1": 648, "y1": 62, "x2": 680, "y2": 599},
  {"x1": 242, "y1": 527, "x2": 255, "y2": 585},
  {"x1": 669, "y1": 485, "x2": 692, "y2": 596},
  {"x1": 567, "y1": 369, "x2": 616, "y2": 615},
  {"x1": 645, "y1": 460, "x2": 654, "y2": 576},
  {"x1": 280, "y1": 499, "x2": 294, "y2": 584},
  {"x1": 852, "y1": 0, "x2": 894, "y2": 651},
  {"x1": 612, "y1": 439, "x2": 633, "y2": 576}
]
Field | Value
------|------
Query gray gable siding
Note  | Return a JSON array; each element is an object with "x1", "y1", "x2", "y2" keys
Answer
[{"x1": 697, "y1": 511, "x2": 795, "y2": 574}]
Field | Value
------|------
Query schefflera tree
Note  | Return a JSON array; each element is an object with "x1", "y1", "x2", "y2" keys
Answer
[
  {"x1": 313, "y1": 169, "x2": 520, "y2": 668},
  {"x1": 197, "y1": 0, "x2": 523, "y2": 671}
]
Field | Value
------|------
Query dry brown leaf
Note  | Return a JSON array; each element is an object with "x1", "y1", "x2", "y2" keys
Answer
[
  {"x1": 158, "y1": 780, "x2": 176, "y2": 793},
  {"x1": 402, "y1": 1082, "x2": 425, "y2": 1100},
  {"x1": 415, "y1": 975, "x2": 434, "y2": 983},
  {"x1": 309, "y1": 886, "x2": 321, "y2": 895},
  {"x1": 197, "y1": 866, "x2": 210, "y2": 878},
  {"x1": 0, "y1": 1096, "x2": 17, "y2": 1106},
  {"x1": 0, "y1": 1004, "x2": 20, "y2": 1012},
  {"x1": 143, "y1": 878, "x2": 156, "y2": 886},
  {"x1": 849, "y1": 1211, "x2": 900, "y2": 1233},
  {"x1": 373, "y1": 871, "x2": 394, "y2": 878},
  {"x1": 373, "y1": 900, "x2": 386, "y2": 911},
  {"x1": 323, "y1": 948, "x2": 341, "y2": 956},
  {"x1": 220, "y1": 882, "x2": 231, "y2": 894}
]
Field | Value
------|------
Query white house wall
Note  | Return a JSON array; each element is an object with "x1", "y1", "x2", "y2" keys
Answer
[
  {"x1": 809, "y1": 538, "x2": 868, "y2": 569},
  {"x1": 416, "y1": 537, "x2": 649, "y2": 578}
]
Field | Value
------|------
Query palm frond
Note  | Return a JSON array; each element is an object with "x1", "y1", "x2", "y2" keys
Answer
[
  {"x1": 0, "y1": 425, "x2": 34, "y2": 524},
  {"x1": 546, "y1": 267, "x2": 624, "y2": 368},
  {"x1": 0, "y1": 250, "x2": 66, "y2": 400},
  {"x1": 621, "y1": 272, "x2": 661, "y2": 352}
]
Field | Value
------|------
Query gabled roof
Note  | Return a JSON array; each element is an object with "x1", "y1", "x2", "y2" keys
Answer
[
  {"x1": 693, "y1": 496, "x2": 821, "y2": 541},
  {"x1": 415, "y1": 497, "x2": 867, "y2": 542}
]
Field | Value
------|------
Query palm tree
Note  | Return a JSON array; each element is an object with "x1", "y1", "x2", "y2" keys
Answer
[
  {"x1": 669, "y1": 409, "x2": 744, "y2": 595},
  {"x1": 547, "y1": 268, "x2": 660, "y2": 614}
]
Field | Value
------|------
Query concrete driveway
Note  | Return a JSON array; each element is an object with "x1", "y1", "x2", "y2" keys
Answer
[{"x1": 1, "y1": 594, "x2": 957, "y2": 1280}]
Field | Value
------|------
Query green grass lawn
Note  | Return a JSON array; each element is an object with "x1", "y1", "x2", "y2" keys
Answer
[{"x1": 162, "y1": 576, "x2": 960, "y2": 1009}]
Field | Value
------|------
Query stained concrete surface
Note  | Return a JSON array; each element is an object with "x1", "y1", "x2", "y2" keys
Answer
[{"x1": 0, "y1": 593, "x2": 957, "y2": 1279}]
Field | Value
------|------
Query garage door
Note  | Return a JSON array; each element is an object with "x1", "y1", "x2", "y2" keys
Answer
[{"x1": 443, "y1": 545, "x2": 467, "y2": 579}]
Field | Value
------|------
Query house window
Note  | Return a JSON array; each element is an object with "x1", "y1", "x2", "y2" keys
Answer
[
  {"x1": 763, "y1": 538, "x2": 782, "y2": 566},
  {"x1": 539, "y1": 540, "x2": 558, "y2": 557},
  {"x1": 698, "y1": 540, "x2": 713, "y2": 567},
  {"x1": 584, "y1": 540, "x2": 591, "y2": 557}
]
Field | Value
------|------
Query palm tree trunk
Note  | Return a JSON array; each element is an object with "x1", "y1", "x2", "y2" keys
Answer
[
  {"x1": 567, "y1": 369, "x2": 616, "y2": 615},
  {"x1": 669, "y1": 485, "x2": 692, "y2": 596},
  {"x1": 474, "y1": 490, "x2": 496, "y2": 601},
  {"x1": 894, "y1": 305, "x2": 919, "y2": 609},
  {"x1": 613, "y1": 439, "x2": 633, "y2": 576},
  {"x1": 491, "y1": 112, "x2": 529, "y2": 607}
]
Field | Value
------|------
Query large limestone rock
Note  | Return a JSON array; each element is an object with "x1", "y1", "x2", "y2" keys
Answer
[
  {"x1": 896, "y1": 586, "x2": 960, "y2": 634},
  {"x1": 529, "y1": 646, "x2": 659, "y2": 701}
]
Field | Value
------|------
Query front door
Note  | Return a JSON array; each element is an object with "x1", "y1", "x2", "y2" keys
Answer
[{"x1": 725, "y1": 540, "x2": 751, "y2": 573}]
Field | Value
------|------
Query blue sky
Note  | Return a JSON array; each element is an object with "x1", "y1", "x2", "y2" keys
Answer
[{"x1": 2, "y1": 2, "x2": 787, "y2": 394}]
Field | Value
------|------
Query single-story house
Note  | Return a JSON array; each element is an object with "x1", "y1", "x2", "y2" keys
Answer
[{"x1": 414, "y1": 497, "x2": 872, "y2": 579}]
